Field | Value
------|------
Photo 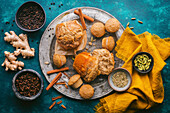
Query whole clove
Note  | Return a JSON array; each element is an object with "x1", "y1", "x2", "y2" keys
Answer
[
  {"x1": 18, "y1": 5, "x2": 45, "y2": 30},
  {"x1": 15, "y1": 72, "x2": 41, "y2": 97}
]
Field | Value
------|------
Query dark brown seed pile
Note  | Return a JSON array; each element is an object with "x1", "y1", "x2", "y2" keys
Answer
[
  {"x1": 18, "y1": 5, "x2": 45, "y2": 30},
  {"x1": 15, "y1": 73, "x2": 41, "y2": 97}
]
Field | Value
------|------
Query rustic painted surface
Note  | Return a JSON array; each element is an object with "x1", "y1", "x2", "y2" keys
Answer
[{"x1": 0, "y1": 0, "x2": 169, "y2": 113}]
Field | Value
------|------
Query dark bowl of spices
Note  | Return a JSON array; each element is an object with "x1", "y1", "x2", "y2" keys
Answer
[
  {"x1": 12, "y1": 69, "x2": 43, "y2": 101},
  {"x1": 108, "y1": 68, "x2": 132, "y2": 92},
  {"x1": 132, "y1": 52, "x2": 154, "y2": 74},
  {"x1": 15, "y1": 1, "x2": 46, "y2": 32}
]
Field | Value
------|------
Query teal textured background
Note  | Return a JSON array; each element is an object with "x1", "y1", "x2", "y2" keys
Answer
[{"x1": 0, "y1": 0, "x2": 169, "y2": 113}]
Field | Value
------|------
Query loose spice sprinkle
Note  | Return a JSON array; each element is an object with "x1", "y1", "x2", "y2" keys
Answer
[
  {"x1": 57, "y1": 100, "x2": 62, "y2": 104},
  {"x1": 63, "y1": 72, "x2": 70, "y2": 79},
  {"x1": 49, "y1": 102, "x2": 56, "y2": 110},
  {"x1": 131, "y1": 18, "x2": 136, "y2": 20},
  {"x1": 130, "y1": 27, "x2": 134, "y2": 29},
  {"x1": 52, "y1": 33, "x2": 54, "y2": 35},
  {"x1": 112, "y1": 72, "x2": 128, "y2": 88},
  {"x1": 52, "y1": 95, "x2": 63, "y2": 101},
  {"x1": 15, "y1": 73, "x2": 41, "y2": 97},
  {"x1": 61, "y1": 105, "x2": 66, "y2": 109},
  {"x1": 138, "y1": 20, "x2": 143, "y2": 24},
  {"x1": 12, "y1": 24, "x2": 13, "y2": 26},
  {"x1": 49, "y1": 7, "x2": 51, "y2": 10},
  {"x1": 2, "y1": 29, "x2": 4, "y2": 32},
  {"x1": 18, "y1": 5, "x2": 45, "y2": 30},
  {"x1": 61, "y1": 4, "x2": 63, "y2": 6},
  {"x1": 13, "y1": 20, "x2": 15, "y2": 22},
  {"x1": 49, "y1": 35, "x2": 51, "y2": 37},
  {"x1": 65, "y1": 84, "x2": 68, "y2": 89},
  {"x1": 51, "y1": 3, "x2": 52, "y2": 5},
  {"x1": 31, "y1": 40, "x2": 33, "y2": 42},
  {"x1": 6, "y1": 22, "x2": 10, "y2": 24},
  {"x1": 53, "y1": 3, "x2": 55, "y2": 5}
]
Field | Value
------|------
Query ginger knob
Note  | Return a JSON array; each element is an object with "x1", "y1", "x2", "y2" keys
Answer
[
  {"x1": 102, "y1": 36, "x2": 115, "y2": 51},
  {"x1": 53, "y1": 54, "x2": 66, "y2": 68}
]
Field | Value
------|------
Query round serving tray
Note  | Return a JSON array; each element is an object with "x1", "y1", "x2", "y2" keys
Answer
[{"x1": 39, "y1": 7, "x2": 125, "y2": 100}]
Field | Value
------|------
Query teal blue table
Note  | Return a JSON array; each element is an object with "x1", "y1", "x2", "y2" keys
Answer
[{"x1": 0, "y1": 0, "x2": 169, "y2": 113}]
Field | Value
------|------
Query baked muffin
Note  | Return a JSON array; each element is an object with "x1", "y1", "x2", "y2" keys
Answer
[
  {"x1": 91, "y1": 22, "x2": 105, "y2": 38},
  {"x1": 102, "y1": 36, "x2": 115, "y2": 51},
  {"x1": 55, "y1": 20, "x2": 84, "y2": 50},
  {"x1": 105, "y1": 18, "x2": 120, "y2": 33},
  {"x1": 53, "y1": 54, "x2": 66, "y2": 68},
  {"x1": 92, "y1": 49, "x2": 114, "y2": 75},
  {"x1": 68, "y1": 74, "x2": 83, "y2": 89},
  {"x1": 73, "y1": 52, "x2": 100, "y2": 82},
  {"x1": 79, "y1": 84, "x2": 94, "y2": 99}
]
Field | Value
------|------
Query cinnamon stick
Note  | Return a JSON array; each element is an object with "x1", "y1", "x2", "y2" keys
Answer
[
  {"x1": 61, "y1": 105, "x2": 66, "y2": 109},
  {"x1": 47, "y1": 67, "x2": 69, "y2": 74},
  {"x1": 49, "y1": 102, "x2": 56, "y2": 110},
  {"x1": 57, "y1": 100, "x2": 62, "y2": 104},
  {"x1": 74, "y1": 10, "x2": 94, "y2": 22},
  {"x1": 46, "y1": 72, "x2": 62, "y2": 91},
  {"x1": 56, "y1": 82, "x2": 66, "y2": 85},
  {"x1": 63, "y1": 72, "x2": 70, "y2": 79},
  {"x1": 52, "y1": 95, "x2": 63, "y2": 101},
  {"x1": 78, "y1": 8, "x2": 86, "y2": 30}
]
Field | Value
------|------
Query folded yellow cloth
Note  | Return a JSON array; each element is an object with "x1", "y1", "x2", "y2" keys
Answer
[{"x1": 95, "y1": 27, "x2": 170, "y2": 113}]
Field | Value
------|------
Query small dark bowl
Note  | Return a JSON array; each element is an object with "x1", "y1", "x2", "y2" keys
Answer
[
  {"x1": 15, "y1": 1, "x2": 46, "y2": 32},
  {"x1": 108, "y1": 68, "x2": 132, "y2": 92},
  {"x1": 132, "y1": 52, "x2": 154, "y2": 74},
  {"x1": 12, "y1": 69, "x2": 43, "y2": 101}
]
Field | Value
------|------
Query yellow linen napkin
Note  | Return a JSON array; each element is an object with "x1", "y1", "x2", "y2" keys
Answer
[{"x1": 95, "y1": 27, "x2": 170, "y2": 113}]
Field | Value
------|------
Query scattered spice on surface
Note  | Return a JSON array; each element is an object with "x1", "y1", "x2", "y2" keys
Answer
[
  {"x1": 13, "y1": 20, "x2": 15, "y2": 22},
  {"x1": 44, "y1": 61, "x2": 50, "y2": 65},
  {"x1": 130, "y1": 27, "x2": 134, "y2": 29},
  {"x1": 131, "y1": 18, "x2": 136, "y2": 20},
  {"x1": 49, "y1": 35, "x2": 51, "y2": 37},
  {"x1": 52, "y1": 33, "x2": 54, "y2": 35},
  {"x1": 49, "y1": 102, "x2": 56, "y2": 110},
  {"x1": 61, "y1": 4, "x2": 63, "y2": 6},
  {"x1": 49, "y1": 7, "x2": 51, "y2": 10},
  {"x1": 37, "y1": 42, "x2": 39, "y2": 44},
  {"x1": 65, "y1": 84, "x2": 68, "y2": 89},
  {"x1": 134, "y1": 54, "x2": 151, "y2": 71},
  {"x1": 59, "y1": 5, "x2": 61, "y2": 8},
  {"x1": 6, "y1": 22, "x2": 10, "y2": 24},
  {"x1": 63, "y1": 72, "x2": 70, "y2": 79},
  {"x1": 12, "y1": 24, "x2": 13, "y2": 26},
  {"x1": 51, "y1": 3, "x2": 52, "y2": 5},
  {"x1": 61, "y1": 105, "x2": 66, "y2": 109},
  {"x1": 18, "y1": 5, "x2": 45, "y2": 30},
  {"x1": 2, "y1": 29, "x2": 4, "y2": 32},
  {"x1": 15, "y1": 72, "x2": 41, "y2": 97},
  {"x1": 53, "y1": 3, "x2": 55, "y2": 5},
  {"x1": 126, "y1": 22, "x2": 130, "y2": 26},
  {"x1": 52, "y1": 95, "x2": 63, "y2": 101},
  {"x1": 89, "y1": 42, "x2": 92, "y2": 46},
  {"x1": 112, "y1": 71, "x2": 128, "y2": 88},
  {"x1": 57, "y1": 100, "x2": 62, "y2": 104},
  {"x1": 138, "y1": 20, "x2": 143, "y2": 24}
]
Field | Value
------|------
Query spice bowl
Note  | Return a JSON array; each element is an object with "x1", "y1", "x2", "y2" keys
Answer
[
  {"x1": 108, "y1": 68, "x2": 132, "y2": 92},
  {"x1": 15, "y1": 1, "x2": 46, "y2": 32},
  {"x1": 132, "y1": 52, "x2": 154, "y2": 74},
  {"x1": 12, "y1": 69, "x2": 43, "y2": 101}
]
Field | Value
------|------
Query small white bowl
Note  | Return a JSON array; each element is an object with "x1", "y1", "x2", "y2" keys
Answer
[{"x1": 108, "y1": 68, "x2": 132, "y2": 92}]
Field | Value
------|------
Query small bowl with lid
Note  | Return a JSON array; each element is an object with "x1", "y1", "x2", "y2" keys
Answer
[{"x1": 108, "y1": 68, "x2": 132, "y2": 92}]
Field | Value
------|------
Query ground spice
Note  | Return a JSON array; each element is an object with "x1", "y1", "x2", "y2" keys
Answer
[
  {"x1": 15, "y1": 72, "x2": 41, "y2": 97},
  {"x1": 18, "y1": 5, "x2": 45, "y2": 30},
  {"x1": 112, "y1": 72, "x2": 128, "y2": 88}
]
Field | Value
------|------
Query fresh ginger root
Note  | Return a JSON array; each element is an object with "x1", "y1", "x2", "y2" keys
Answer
[
  {"x1": 2, "y1": 51, "x2": 24, "y2": 71},
  {"x1": 4, "y1": 31, "x2": 35, "y2": 58}
]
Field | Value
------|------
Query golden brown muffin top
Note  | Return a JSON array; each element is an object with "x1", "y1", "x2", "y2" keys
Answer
[
  {"x1": 56, "y1": 20, "x2": 83, "y2": 50},
  {"x1": 79, "y1": 84, "x2": 94, "y2": 99}
]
